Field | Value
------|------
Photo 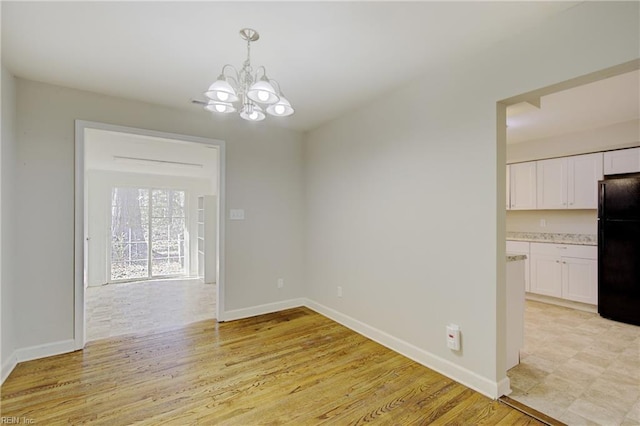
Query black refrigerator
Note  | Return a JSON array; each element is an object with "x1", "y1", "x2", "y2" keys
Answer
[{"x1": 598, "y1": 173, "x2": 640, "y2": 326}]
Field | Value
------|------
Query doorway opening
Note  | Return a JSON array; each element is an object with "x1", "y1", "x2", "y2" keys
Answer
[
  {"x1": 498, "y1": 60, "x2": 639, "y2": 424},
  {"x1": 75, "y1": 121, "x2": 226, "y2": 345}
]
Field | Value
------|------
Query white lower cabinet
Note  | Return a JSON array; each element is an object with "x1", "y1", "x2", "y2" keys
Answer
[
  {"x1": 529, "y1": 243, "x2": 597, "y2": 305},
  {"x1": 562, "y1": 257, "x2": 598, "y2": 305},
  {"x1": 530, "y1": 254, "x2": 563, "y2": 298}
]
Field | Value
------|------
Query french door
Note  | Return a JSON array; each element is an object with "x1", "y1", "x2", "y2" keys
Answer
[{"x1": 110, "y1": 187, "x2": 187, "y2": 282}]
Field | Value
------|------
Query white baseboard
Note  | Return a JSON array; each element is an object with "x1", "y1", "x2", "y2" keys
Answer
[
  {"x1": 1, "y1": 339, "x2": 77, "y2": 385},
  {"x1": 16, "y1": 339, "x2": 77, "y2": 363},
  {"x1": 526, "y1": 293, "x2": 597, "y2": 313},
  {"x1": 2, "y1": 300, "x2": 511, "y2": 400},
  {"x1": 497, "y1": 376, "x2": 512, "y2": 397},
  {"x1": 1, "y1": 351, "x2": 18, "y2": 384},
  {"x1": 303, "y1": 298, "x2": 507, "y2": 399},
  {"x1": 220, "y1": 298, "x2": 305, "y2": 322}
]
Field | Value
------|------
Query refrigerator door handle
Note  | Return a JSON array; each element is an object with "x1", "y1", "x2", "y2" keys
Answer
[{"x1": 598, "y1": 182, "x2": 605, "y2": 219}]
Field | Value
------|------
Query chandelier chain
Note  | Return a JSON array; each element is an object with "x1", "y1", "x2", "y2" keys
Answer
[{"x1": 244, "y1": 37, "x2": 252, "y2": 71}]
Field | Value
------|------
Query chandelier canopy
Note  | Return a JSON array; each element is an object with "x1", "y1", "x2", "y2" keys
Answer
[{"x1": 199, "y1": 28, "x2": 294, "y2": 122}]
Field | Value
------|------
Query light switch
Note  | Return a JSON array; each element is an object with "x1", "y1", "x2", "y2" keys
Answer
[{"x1": 230, "y1": 209, "x2": 245, "y2": 220}]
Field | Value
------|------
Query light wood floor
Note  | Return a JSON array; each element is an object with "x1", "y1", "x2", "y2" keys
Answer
[{"x1": 1, "y1": 308, "x2": 542, "y2": 425}]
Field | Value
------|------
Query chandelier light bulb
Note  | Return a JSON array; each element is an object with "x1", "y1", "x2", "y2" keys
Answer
[
  {"x1": 206, "y1": 79, "x2": 238, "y2": 103},
  {"x1": 247, "y1": 79, "x2": 279, "y2": 105},
  {"x1": 266, "y1": 94, "x2": 294, "y2": 117},
  {"x1": 204, "y1": 100, "x2": 235, "y2": 114},
  {"x1": 239, "y1": 103, "x2": 265, "y2": 121},
  {"x1": 258, "y1": 90, "x2": 270, "y2": 102}
]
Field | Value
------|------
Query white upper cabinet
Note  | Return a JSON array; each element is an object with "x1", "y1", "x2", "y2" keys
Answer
[
  {"x1": 537, "y1": 157, "x2": 568, "y2": 209},
  {"x1": 568, "y1": 152, "x2": 603, "y2": 209},
  {"x1": 509, "y1": 162, "x2": 537, "y2": 210},
  {"x1": 536, "y1": 153, "x2": 603, "y2": 210},
  {"x1": 604, "y1": 147, "x2": 640, "y2": 175}
]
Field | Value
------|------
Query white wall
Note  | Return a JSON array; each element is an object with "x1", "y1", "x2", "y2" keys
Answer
[
  {"x1": 86, "y1": 170, "x2": 214, "y2": 286},
  {"x1": 507, "y1": 119, "x2": 639, "y2": 163},
  {"x1": 1, "y1": 66, "x2": 18, "y2": 380},
  {"x1": 13, "y1": 78, "x2": 305, "y2": 350},
  {"x1": 507, "y1": 210, "x2": 598, "y2": 235},
  {"x1": 304, "y1": 1, "x2": 639, "y2": 397}
]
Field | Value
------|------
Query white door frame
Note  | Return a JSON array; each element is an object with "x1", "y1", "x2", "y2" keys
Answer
[{"x1": 74, "y1": 120, "x2": 226, "y2": 349}]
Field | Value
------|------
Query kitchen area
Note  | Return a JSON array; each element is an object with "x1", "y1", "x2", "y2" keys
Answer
[{"x1": 503, "y1": 70, "x2": 640, "y2": 425}]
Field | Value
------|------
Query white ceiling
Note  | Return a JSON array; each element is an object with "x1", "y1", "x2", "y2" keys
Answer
[
  {"x1": 2, "y1": 1, "x2": 579, "y2": 132},
  {"x1": 506, "y1": 69, "x2": 640, "y2": 144}
]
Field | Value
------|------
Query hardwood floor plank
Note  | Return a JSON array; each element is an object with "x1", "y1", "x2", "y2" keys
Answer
[{"x1": 1, "y1": 307, "x2": 545, "y2": 425}]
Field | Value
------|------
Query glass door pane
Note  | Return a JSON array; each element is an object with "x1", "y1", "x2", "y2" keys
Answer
[
  {"x1": 110, "y1": 188, "x2": 149, "y2": 281},
  {"x1": 151, "y1": 189, "x2": 186, "y2": 277}
]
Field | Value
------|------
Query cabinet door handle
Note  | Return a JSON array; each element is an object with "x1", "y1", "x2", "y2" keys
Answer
[
  {"x1": 556, "y1": 260, "x2": 560, "y2": 263},
  {"x1": 556, "y1": 246, "x2": 567, "y2": 249}
]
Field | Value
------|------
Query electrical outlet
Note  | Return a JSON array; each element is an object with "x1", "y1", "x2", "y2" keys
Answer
[
  {"x1": 337, "y1": 286, "x2": 343, "y2": 298},
  {"x1": 540, "y1": 219, "x2": 546, "y2": 227},
  {"x1": 447, "y1": 324, "x2": 460, "y2": 351},
  {"x1": 277, "y1": 278, "x2": 284, "y2": 289}
]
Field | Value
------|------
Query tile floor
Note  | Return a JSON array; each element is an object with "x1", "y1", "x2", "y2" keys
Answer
[
  {"x1": 508, "y1": 300, "x2": 640, "y2": 426},
  {"x1": 86, "y1": 278, "x2": 217, "y2": 342}
]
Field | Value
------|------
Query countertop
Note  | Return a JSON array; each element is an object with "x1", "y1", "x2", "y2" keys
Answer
[
  {"x1": 506, "y1": 232, "x2": 597, "y2": 246},
  {"x1": 506, "y1": 254, "x2": 527, "y2": 262}
]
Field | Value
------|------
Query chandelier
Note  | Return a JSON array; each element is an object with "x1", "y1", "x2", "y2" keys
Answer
[{"x1": 198, "y1": 28, "x2": 294, "y2": 122}]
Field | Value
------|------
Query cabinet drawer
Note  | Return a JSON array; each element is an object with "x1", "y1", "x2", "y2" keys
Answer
[{"x1": 530, "y1": 242, "x2": 596, "y2": 259}]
